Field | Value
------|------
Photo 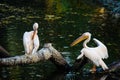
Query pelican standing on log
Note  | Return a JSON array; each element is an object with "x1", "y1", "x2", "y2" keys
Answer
[
  {"x1": 70, "y1": 32, "x2": 109, "y2": 72},
  {"x1": 23, "y1": 23, "x2": 39, "y2": 55}
]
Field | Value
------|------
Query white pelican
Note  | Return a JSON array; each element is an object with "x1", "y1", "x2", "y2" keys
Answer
[
  {"x1": 23, "y1": 23, "x2": 39, "y2": 55},
  {"x1": 70, "y1": 32, "x2": 109, "y2": 72}
]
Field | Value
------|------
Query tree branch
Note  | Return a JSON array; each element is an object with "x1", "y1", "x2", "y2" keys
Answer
[{"x1": 0, "y1": 43, "x2": 69, "y2": 70}]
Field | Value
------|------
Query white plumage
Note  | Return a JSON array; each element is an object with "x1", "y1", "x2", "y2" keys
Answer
[
  {"x1": 71, "y1": 32, "x2": 109, "y2": 70},
  {"x1": 23, "y1": 23, "x2": 39, "y2": 55}
]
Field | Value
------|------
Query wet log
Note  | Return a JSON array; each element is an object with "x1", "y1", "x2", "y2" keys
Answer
[
  {"x1": 0, "y1": 43, "x2": 69, "y2": 70},
  {"x1": 0, "y1": 45, "x2": 10, "y2": 58},
  {"x1": 72, "y1": 56, "x2": 88, "y2": 72},
  {"x1": 96, "y1": 60, "x2": 120, "y2": 73},
  {"x1": 108, "y1": 60, "x2": 120, "y2": 72}
]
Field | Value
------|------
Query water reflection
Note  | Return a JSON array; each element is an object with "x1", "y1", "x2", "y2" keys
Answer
[
  {"x1": 0, "y1": 67, "x2": 119, "y2": 80},
  {"x1": 0, "y1": 0, "x2": 120, "y2": 80}
]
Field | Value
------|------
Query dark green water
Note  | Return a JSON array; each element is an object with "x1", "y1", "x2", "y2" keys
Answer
[{"x1": 0, "y1": 0, "x2": 120, "y2": 80}]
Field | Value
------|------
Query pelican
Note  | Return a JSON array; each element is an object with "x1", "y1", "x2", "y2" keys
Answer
[
  {"x1": 70, "y1": 32, "x2": 109, "y2": 72},
  {"x1": 23, "y1": 23, "x2": 39, "y2": 55}
]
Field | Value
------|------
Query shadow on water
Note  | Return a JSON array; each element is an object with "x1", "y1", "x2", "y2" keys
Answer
[{"x1": 0, "y1": 0, "x2": 120, "y2": 80}]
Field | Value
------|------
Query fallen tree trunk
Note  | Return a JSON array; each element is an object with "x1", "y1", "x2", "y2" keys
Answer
[{"x1": 0, "y1": 43, "x2": 69, "y2": 70}]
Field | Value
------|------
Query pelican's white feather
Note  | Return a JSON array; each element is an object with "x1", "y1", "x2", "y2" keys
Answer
[
  {"x1": 23, "y1": 31, "x2": 34, "y2": 54},
  {"x1": 77, "y1": 51, "x2": 84, "y2": 59}
]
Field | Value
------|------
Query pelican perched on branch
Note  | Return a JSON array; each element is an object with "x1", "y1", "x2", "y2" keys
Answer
[
  {"x1": 23, "y1": 23, "x2": 39, "y2": 55},
  {"x1": 70, "y1": 32, "x2": 109, "y2": 72}
]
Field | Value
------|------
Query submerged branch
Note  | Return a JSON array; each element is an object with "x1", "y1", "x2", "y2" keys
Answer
[
  {"x1": 0, "y1": 45, "x2": 10, "y2": 58},
  {"x1": 72, "y1": 57, "x2": 120, "y2": 74}
]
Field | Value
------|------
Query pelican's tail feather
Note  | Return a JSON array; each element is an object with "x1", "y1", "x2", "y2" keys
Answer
[{"x1": 99, "y1": 59, "x2": 108, "y2": 70}]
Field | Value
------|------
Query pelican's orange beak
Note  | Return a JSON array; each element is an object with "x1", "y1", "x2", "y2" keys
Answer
[
  {"x1": 32, "y1": 30, "x2": 36, "y2": 40},
  {"x1": 70, "y1": 35, "x2": 88, "y2": 47}
]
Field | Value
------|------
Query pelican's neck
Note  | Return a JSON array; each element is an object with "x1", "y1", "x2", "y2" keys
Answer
[
  {"x1": 83, "y1": 35, "x2": 91, "y2": 48},
  {"x1": 32, "y1": 30, "x2": 37, "y2": 40}
]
